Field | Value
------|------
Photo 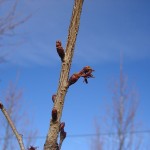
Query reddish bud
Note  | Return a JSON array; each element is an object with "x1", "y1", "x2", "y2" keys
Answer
[
  {"x1": 0, "y1": 103, "x2": 3, "y2": 109},
  {"x1": 83, "y1": 66, "x2": 92, "y2": 72},
  {"x1": 78, "y1": 66, "x2": 94, "y2": 84},
  {"x1": 59, "y1": 122, "x2": 65, "y2": 132},
  {"x1": 56, "y1": 41, "x2": 65, "y2": 61},
  {"x1": 69, "y1": 73, "x2": 80, "y2": 86},
  {"x1": 52, "y1": 94, "x2": 56, "y2": 103},
  {"x1": 83, "y1": 66, "x2": 94, "y2": 74},
  {"x1": 60, "y1": 131, "x2": 67, "y2": 141},
  {"x1": 81, "y1": 66, "x2": 94, "y2": 78},
  {"x1": 56, "y1": 41, "x2": 62, "y2": 47},
  {"x1": 82, "y1": 70, "x2": 93, "y2": 77},
  {"x1": 52, "y1": 108, "x2": 57, "y2": 122}
]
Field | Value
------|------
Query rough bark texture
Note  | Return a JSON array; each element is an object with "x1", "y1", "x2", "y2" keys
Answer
[{"x1": 44, "y1": 0, "x2": 84, "y2": 150}]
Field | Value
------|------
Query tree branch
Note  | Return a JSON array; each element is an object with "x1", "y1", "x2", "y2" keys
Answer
[
  {"x1": 0, "y1": 102, "x2": 25, "y2": 150},
  {"x1": 44, "y1": 0, "x2": 84, "y2": 150}
]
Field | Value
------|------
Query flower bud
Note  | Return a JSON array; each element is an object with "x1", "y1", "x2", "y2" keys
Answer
[
  {"x1": 81, "y1": 66, "x2": 94, "y2": 78},
  {"x1": 56, "y1": 41, "x2": 65, "y2": 61},
  {"x1": 59, "y1": 122, "x2": 65, "y2": 132},
  {"x1": 60, "y1": 130, "x2": 67, "y2": 141},
  {"x1": 52, "y1": 94, "x2": 56, "y2": 103},
  {"x1": 69, "y1": 73, "x2": 80, "y2": 86},
  {"x1": 52, "y1": 108, "x2": 57, "y2": 122},
  {"x1": 56, "y1": 41, "x2": 62, "y2": 47}
]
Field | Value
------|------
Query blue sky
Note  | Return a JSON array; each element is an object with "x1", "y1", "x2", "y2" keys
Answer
[{"x1": 0, "y1": 0, "x2": 150, "y2": 149}]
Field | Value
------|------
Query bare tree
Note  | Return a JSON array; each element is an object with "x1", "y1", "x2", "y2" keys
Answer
[
  {"x1": 0, "y1": 81, "x2": 23, "y2": 150},
  {"x1": 0, "y1": 1, "x2": 38, "y2": 149},
  {"x1": 0, "y1": 0, "x2": 31, "y2": 63},
  {"x1": 1, "y1": 0, "x2": 94, "y2": 150},
  {"x1": 112, "y1": 63, "x2": 139, "y2": 150},
  {"x1": 91, "y1": 120, "x2": 103, "y2": 150},
  {"x1": 0, "y1": 0, "x2": 31, "y2": 37},
  {"x1": 92, "y1": 58, "x2": 140, "y2": 150},
  {"x1": 0, "y1": 81, "x2": 37, "y2": 150}
]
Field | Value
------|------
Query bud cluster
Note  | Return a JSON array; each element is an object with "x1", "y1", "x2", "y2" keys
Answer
[{"x1": 69, "y1": 66, "x2": 94, "y2": 86}]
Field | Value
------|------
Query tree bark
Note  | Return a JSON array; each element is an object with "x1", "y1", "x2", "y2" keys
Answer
[{"x1": 44, "y1": 0, "x2": 84, "y2": 150}]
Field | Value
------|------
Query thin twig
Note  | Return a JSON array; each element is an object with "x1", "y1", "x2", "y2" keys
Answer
[{"x1": 0, "y1": 102, "x2": 25, "y2": 150}]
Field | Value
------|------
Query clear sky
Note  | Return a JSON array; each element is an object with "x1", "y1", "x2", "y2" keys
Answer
[{"x1": 0, "y1": 0, "x2": 150, "y2": 149}]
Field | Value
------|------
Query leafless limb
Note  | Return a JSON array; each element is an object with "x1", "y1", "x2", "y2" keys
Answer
[
  {"x1": 44, "y1": 1, "x2": 94, "y2": 150},
  {"x1": 0, "y1": 0, "x2": 31, "y2": 36},
  {"x1": 91, "y1": 120, "x2": 103, "y2": 150},
  {"x1": 0, "y1": 81, "x2": 23, "y2": 150},
  {"x1": 111, "y1": 59, "x2": 140, "y2": 150},
  {"x1": 0, "y1": 81, "x2": 38, "y2": 150},
  {"x1": 91, "y1": 54, "x2": 141, "y2": 150},
  {"x1": 0, "y1": 0, "x2": 31, "y2": 63},
  {"x1": 1, "y1": 1, "x2": 92, "y2": 149},
  {"x1": 0, "y1": 102, "x2": 25, "y2": 150}
]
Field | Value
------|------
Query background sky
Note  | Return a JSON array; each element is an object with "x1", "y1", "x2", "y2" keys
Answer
[{"x1": 0, "y1": 0, "x2": 150, "y2": 150}]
